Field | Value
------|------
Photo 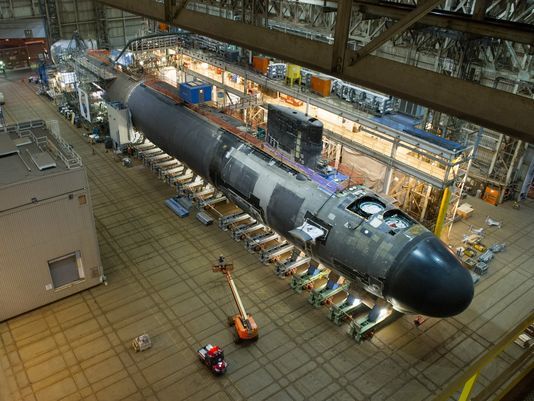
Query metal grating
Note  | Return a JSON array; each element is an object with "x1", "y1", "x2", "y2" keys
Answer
[
  {"x1": 29, "y1": 151, "x2": 57, "y2": 171},
  {"x1": 0, "y1": 134, "x2": 18, "y2": 157}
]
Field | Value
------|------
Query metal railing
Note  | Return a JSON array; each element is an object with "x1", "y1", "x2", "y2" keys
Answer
[
  {"x1": 435, "y1": 310, "x2": 534, "y2": 401},
  {"x1": 45, "y1": 120, "x2": 83, "y2": 169}
]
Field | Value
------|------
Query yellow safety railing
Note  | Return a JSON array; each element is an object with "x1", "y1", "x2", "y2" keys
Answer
[{"x1": 434, "y1": 310, "x2": 534, "y2": 401}]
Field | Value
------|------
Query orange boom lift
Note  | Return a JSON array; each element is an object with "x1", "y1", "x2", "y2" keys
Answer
[{"x1": 213, "y1": 256, "x2": 259, "y2": 343}]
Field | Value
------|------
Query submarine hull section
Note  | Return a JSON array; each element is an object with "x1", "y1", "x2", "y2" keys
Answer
[{"x1": 119, "y1": 79, "x2": 473, "y2": 318}]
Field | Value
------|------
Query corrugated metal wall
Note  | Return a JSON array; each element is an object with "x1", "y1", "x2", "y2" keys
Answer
[
  {"x1": 0, "y1": 0, "x2": 40, "y2": 19},
  {"x1": 0, "y1": 0, "x2": 147, "y2": 49},
  {"x1": 0, "y1": 168, "x2": 103, "y2": 321}
]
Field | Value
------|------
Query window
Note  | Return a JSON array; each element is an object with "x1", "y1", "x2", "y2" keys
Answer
[{"x1": 48, "y1": 252, "x2": 85, "y2": 289}]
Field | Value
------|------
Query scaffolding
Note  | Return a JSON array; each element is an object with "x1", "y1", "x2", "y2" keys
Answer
[
  {"x1": 128, "y1": 35, "x2": 184, "y2": 53},
  {"x1": 177, "y1": 46, "x2": 473, "y2": 228}
]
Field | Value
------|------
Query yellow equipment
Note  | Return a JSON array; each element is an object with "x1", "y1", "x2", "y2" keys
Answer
[
  {"x1": 213, "y1": 256, "x2": 259, "y2": 343},
  {"x1": 285, "y1": 64, "x2": 301, "y2": 87}
]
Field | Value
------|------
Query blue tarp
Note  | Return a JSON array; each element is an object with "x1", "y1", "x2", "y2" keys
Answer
[
  {"x1": 373, "y1": 114, "x2": 465, "y2": 152},
  {"x1": 165, "y1": 198, "x2": 189, "y2": 217},
  {"x1": 110, "y1": 49, "x2": 133, "y2": 66}
]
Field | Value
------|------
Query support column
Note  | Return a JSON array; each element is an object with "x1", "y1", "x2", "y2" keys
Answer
[
  {"x1": 419, "y1": 184, "x2": 433, "y2": 222},
  {"x1": 383, "y1": 168, "x2": 393, "y2": 195},
  {"x1": 334, "y1": 143, "x2": 342, "y2": 170},
  {"x1": 434, "y1": 186, "x2": 451, "y2": 238},
  {"x1": 384, "y1": 138, "x2": 399, "y2": 194},
  {"x1": 499, "y1": 140, "x2": 523, "y2": 203},
  {"x1": 222, "y1": 68, "x2": 226, "y2": 108},
  {"x1": 331, "y1": 0, "x2": 351, "y2": 73}
]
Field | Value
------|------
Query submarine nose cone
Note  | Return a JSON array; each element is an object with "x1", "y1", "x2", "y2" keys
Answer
[{"x1": 386, "y1": 236, "x2": 474, "y2": 317}]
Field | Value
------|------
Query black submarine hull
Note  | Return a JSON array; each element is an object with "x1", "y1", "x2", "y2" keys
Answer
[{"x1": 112, "y1": 78, "x2": 473, "y2": 318}]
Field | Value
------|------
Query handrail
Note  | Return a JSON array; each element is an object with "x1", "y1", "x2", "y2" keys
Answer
[{"x1": 434, "y1": 310, "x2": 534, "y2": 401}]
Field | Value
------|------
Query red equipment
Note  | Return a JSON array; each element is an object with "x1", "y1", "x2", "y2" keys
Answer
[{"x1": 197, "y1": 344, "x2": 227, "y2": 375}]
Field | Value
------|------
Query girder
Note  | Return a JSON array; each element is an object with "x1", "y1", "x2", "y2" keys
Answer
[
  {"x1": 353, "y1": 1, "x2": 534, "y2": 45},
  {"x1": 98, "y1": 0, "x2": 534, "y2": 143}
]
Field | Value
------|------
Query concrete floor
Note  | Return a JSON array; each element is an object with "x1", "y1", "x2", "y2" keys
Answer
[{"x1": 0, "y1": 72, "x2": 533, "y2": 401}]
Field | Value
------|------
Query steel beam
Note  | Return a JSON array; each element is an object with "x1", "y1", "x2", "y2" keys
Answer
[
  {"x1": 342, "y1": 52, "x2": 534, "y2": 143},
  {"x1": 354, "y1": 0, "x2": 534, "y2": 45},
  {"x1": 98, "y1": 0, "x2": 534, "y2": 143},
  {"x1": 352, "y1": 0, "x2": 443, "y2": 63},
  {"x1": 331, "y1": 0, "x2": 352, "y2": 73}
]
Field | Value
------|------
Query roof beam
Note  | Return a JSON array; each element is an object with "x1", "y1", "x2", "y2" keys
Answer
[
  {"x1": 98, "y1": 0, "x2": 534, "y2": 143},
  {"x1": 354, "y1": 1, "x2": 534, "y2": 45},
  {"x1": 351, "y1": 0, "x2": 443, "y2": 63}
]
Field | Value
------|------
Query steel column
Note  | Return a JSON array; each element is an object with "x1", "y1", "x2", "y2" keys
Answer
[{"x1": 331, "y1": 0, "x2": 351, "y2": 73}]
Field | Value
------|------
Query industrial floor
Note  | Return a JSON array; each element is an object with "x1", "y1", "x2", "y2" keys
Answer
[{"x1": 1, "y1": 72, "x2": 533, "y2": 401}]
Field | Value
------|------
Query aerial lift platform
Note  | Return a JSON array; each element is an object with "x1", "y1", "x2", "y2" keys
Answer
[{"x1": 213, "y1": 256, "x2": 259, "y2": 343}]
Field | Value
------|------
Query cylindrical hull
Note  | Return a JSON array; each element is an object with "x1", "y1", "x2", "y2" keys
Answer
[{"x1": 109, "y1": 78, "x2": 474, "y2": 317}]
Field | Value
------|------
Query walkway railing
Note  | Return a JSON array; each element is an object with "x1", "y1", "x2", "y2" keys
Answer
[{"x1": 435, "y1": 310, "x2": 534, "y2": 401}]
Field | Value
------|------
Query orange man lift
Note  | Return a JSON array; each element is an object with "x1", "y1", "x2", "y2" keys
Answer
[{"x1": 213, "y1": 256, "x2": 259, "y2": 343}]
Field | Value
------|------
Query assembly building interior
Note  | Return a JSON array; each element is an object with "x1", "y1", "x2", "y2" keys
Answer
[{"x1": 0, "y1": 1, "x2": 533, "y2": 400}]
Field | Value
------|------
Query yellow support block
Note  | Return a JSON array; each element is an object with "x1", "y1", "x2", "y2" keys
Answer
[
  {"x1": 434, "y1": 186, "x2": 451, "y2": 238},
  {"x1": 458, "y1": 371, "x2": 479, "y2": 401}
]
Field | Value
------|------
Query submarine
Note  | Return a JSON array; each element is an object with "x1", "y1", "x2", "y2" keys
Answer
[{"x1": 106, "y1": 74, "x2": 474, "y2": 318}]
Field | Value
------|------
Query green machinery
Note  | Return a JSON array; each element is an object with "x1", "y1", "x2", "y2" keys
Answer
[
  {"x1": 308, "y1": 277, "x2": 350, "y2": 308},
  {"x1": 348, "y1": 307, "x2": 400, "y2": 343},
  {"x1": 290, "y1": 265, "x2": 329, "y2": 293},
  {"x1": 256, "y1": 127, "x2": 266, "y2": 140},
  {"x1": 328, "y1": 295, "x2": 367, "y2": 325}
]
